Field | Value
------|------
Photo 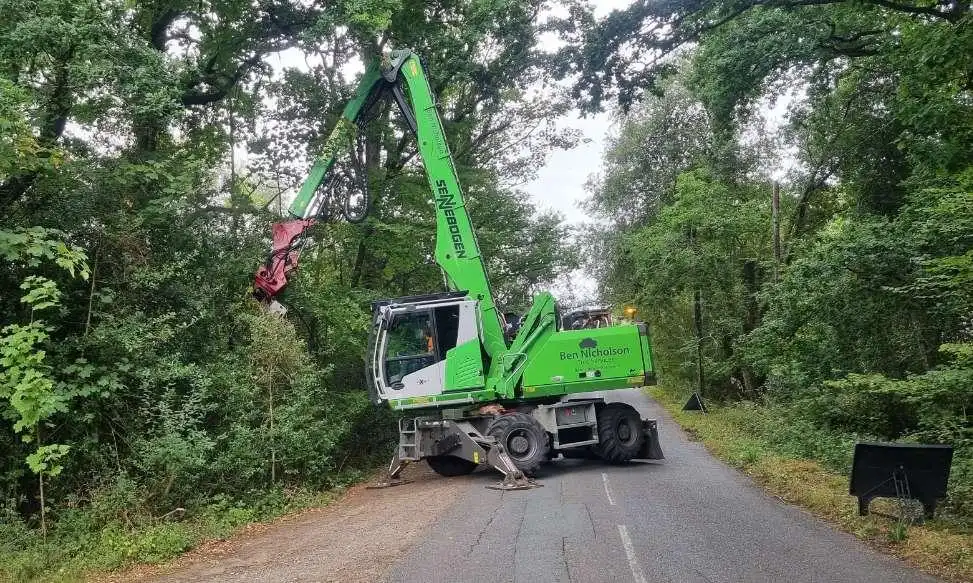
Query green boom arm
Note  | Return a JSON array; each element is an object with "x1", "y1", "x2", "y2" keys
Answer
[
  {"x1": 266, "y1": 50, "x2": 506, "y2": 360},
  {"x1": 395, "y1": 52, "x2": 507, "y2": 361},
  {"x1": 287, "y1": 63, "x2": 383, "y2": 219}
]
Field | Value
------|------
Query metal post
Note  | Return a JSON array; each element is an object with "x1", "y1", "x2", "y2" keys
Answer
[
  {"x1": 688, "y1": 224, "x2": 704, "y2": 396},
  {"x1": 693, "y1": 288, "x2": 704, "y2": 395}
]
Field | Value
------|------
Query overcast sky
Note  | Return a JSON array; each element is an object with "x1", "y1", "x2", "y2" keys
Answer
[
  {"x1": 526, "y1": 0, "x2": 634, "y2": 302},
  {"x1": 526, "y1": 0, "x2": 633, "y2": 227},
  {"x1": 524, "y1": 113, "x2": 615, "y2": 225}
]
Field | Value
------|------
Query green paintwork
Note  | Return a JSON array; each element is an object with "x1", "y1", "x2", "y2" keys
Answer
[
  {"x1": 520, "y1": 325, "x2": 651, "y2": 398},
  {"x1": 288, "y1": 64, "x2": 383, "y2": 219},
  {"x1": 638, "y1": 324, "x2": 656, "y2": 384},
  {"x1": 444, "y1": 338, "x2": 485, "y2": 391},
  {"x1": 396, "y1": 53, "x2": 508, "y2": 372},
  {"x1": 294, "y1": 49, "x2": 656, "y2": 412},
  {"x1": 490, "y1": 291, "x2": 558, "y2": 397}
]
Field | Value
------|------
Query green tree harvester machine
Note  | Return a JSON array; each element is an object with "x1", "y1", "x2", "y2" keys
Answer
[{"x1": 254, "y1": 50, "x2": 663, "y2": 490}]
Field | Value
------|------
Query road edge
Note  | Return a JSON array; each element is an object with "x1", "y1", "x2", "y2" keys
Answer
[{"x1": 646, "y1": 386, "x2": 973, "y2": 583}]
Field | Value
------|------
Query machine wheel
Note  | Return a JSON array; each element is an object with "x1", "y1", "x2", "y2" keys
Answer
[
  {"x1": 426, "y1": 455, "x2": 478, "y2": 477},
  {"x1": 594, "y1": 403, "x2": 645, "y2": 463},
  {"x1": 487, "y1": 412, "x2": 549, "y2": 476}
]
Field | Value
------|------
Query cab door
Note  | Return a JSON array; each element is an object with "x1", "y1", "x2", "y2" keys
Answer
[
  {"x1": 380, "y1": 308, "x2": 445, "y2": 399},
  {"x1": 369, "y1": 298, "x2": 485, "y2": 403}
]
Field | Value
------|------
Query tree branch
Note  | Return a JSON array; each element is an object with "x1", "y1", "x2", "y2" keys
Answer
[
  {"x1": 180, "y1": 54, "x2": 264, "y2": 106},
  {"x1": 149, "y1": 8, "x2": 182, "y2": 51}
]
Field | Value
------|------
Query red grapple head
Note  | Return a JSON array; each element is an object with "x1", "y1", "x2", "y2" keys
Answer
[{"x1": 253, "y1": 218, "x2": 315, "y2": 302}]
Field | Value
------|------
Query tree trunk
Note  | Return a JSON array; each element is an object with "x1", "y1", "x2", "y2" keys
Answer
[
  {"x1": 268, "y1": 370, "x2": 276, "y2": 484},
  {"x1": 83, "y1": 248, "x2": 99, "y2": 342},
  {"x1": 772, "y1": 182, "x2": 781, "y2": 281},
  {"x1": 350, "y1": 233, "x2": 371, "y2": 287},
  {"x1": 37, "y1": 425, "x2": 46, "y2": 539}
]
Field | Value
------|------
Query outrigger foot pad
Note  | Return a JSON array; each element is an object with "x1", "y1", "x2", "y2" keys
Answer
[
  {"x1": 367, "y1": 454, "x2": 411, "y2": 489},
  {"x1": 367, "y1": 478, "x2": 414, "y2": 489},
  {"x1": 480, "y1": 434, "x2": 543, "y2": 490},
  {"x1": 486, "y1": 475, "x2": 542, "y2": 491}
]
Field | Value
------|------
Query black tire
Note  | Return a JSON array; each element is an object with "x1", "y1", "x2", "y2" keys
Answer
[
  {"x1": 487, "y1": 412, "x2": 550, "y2": 476},
  {"x1": 426, "y1": 455, "x2": 478, "y2": 477},
  {"x1": 594, "y1": 403, "x2": 645, "y2": 463}
]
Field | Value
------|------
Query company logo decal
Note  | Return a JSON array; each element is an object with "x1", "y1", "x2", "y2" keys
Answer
[
  {"x1": 435, "y1": 179, "x2": 468, "y2": 258},
  {"x1": 560, "y1": 337, "x2": 631, "y2": 360}
]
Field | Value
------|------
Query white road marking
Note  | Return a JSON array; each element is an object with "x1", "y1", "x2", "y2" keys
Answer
[
  {"x1": 617, "y1": 524, "x2": 648, "y2": 583},
  {"x1": 601, "y1": 472, "x2": 615, "y2": 505}
]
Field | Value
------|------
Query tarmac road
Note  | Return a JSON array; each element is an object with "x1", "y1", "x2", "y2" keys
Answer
[
  {"x1": 131, "y1": 389, "x2": 940, "y2": 583},
  {"x1": 385, "y1": 389, "x2": 939, "y2": 583}
]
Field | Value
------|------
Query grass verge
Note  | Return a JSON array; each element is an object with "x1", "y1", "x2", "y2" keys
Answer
[
  {"x1": 0, "y1": 485, "x2": 351, "y2": 583},
  {"x1": 649, "y1": 386, "x2": 973, "y2": 582}
]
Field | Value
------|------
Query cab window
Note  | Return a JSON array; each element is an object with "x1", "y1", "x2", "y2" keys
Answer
[{"x1": 384, "y1": 311, "x2": 436, "y2": 387}]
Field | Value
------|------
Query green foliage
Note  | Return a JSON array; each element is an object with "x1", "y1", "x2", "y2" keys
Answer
[
  {"x1": 1, "y1": 0, "x2": 577, "y2": 576},
  {"x1": 0, "y1": 79, "x2": 62, "y2": 179},
  {"x1": 556, "y1": 0, "x2": 969, "y2": 112},
  {"x1": 25, "y1": 445, "x2": 70, "y2": 478},
  {"x1": 577, "y1": 0, "x2": 972, "y2": 522},
  {"x1": 0, "y1": 230, "x2": 88, "y2": 487},
  {"x1": 0, "y1": 480, "x2": 340, "y2": 582},
  {"x1": 745, "y1": 216, "x2": 927, "y2": 392},
  {"x1": 587, "y1": 68, "x2": 712, "y2": 226},
  {"x1": 0, "y1": 320, "x2": 61, "y2": 436},
  {"x1": 606, "y1": 169, "x2": 772, "y2": 391},
  {"x1": 746, "y1": 169, "x2": 973, "y2": 399},
  {"x1": 888, "y1": 521, "x2": 909, "y2": 543},
  {"x1": 0, "y1": 228, "x2": 88, "y2": 275}
]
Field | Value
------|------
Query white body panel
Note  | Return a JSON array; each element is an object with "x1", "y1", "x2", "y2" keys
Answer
[
  {"x1": 371, "y1": 297, "x2": 481, "y2": 403},
  {"x1": 395, "y1": 360, "x2": 446, "y2": 398}
]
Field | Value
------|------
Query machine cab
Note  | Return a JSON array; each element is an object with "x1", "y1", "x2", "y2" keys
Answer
[{"x1": 367, "y1": 292, "x2": 484, "y2": 405}]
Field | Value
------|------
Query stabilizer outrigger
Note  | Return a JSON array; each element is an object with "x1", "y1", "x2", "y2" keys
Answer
[{"x1": 369, "y1": 418, "x2": 540, "y2": 490}]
